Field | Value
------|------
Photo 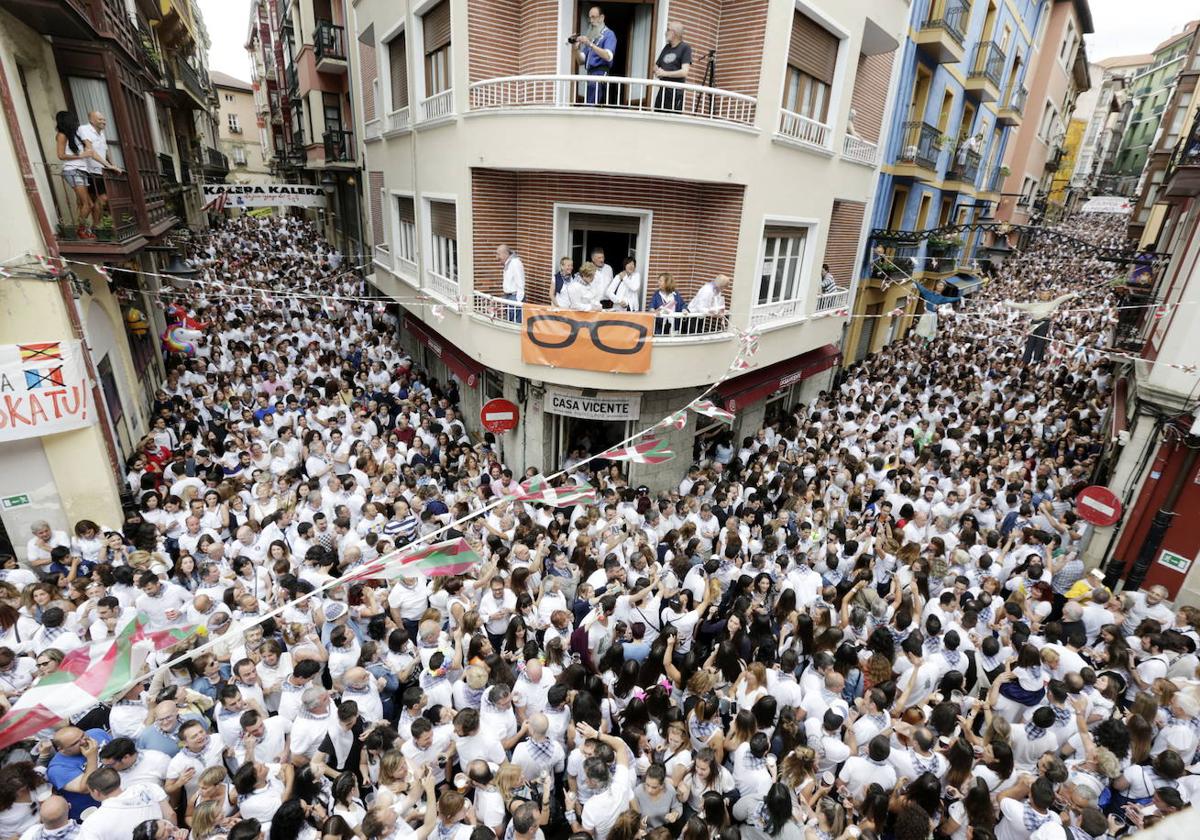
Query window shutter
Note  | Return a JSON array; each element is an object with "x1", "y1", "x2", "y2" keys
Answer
[
  {"x1": 389, "y1": 33, "x2": 408, "y2": 109},
  {"x1": 430, "y1": 200, "x2": 456, "y2": 239},
  {"x1": 423, "y1": 1, "x2": 451, "y2": 54},
  {"x1": 822, "y1": 200, "x2": 866, "y2": 288},
  {"x1": 763, "y1": 225, "x2": 806, "y2": 239},
  {"x1": 788, "y1": 11, "x2": 838, "y2": 85},
  {"x1": 397, "y1": 196, "x2": 415, "y2": 224},
  {"x1": 568, "y1": 213, "x2": 640, "y2": 234}
]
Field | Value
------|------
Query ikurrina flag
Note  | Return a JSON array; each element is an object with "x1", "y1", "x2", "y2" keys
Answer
[
  {"x1": 691, "y1": 399, "x2": 736, "y2": 425},
  {"x1": 517, "y1": 475, "x2": 598, "y2": 507},
  {"x1": 655, "y1": 410, "x2": 688, "y2": 432},
  {"x1": 350, "y1": 538, "x2": 482, "y2": 580},
  {"x1": 0, "y1": 614, "x2": 197, "y2": 750},
  {"x1": 600, "y1": 438, "x2": 675, "y2": 464}
]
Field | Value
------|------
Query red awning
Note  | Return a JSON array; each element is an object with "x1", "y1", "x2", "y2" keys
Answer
[
  {"x1": 717, "y1": 344, "x2": 840, "y2": 412},
  {"x1": 403, "y1": 314, "x2": 484, "y2": 388}
]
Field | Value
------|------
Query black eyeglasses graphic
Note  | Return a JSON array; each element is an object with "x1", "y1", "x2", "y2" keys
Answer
[{"x1": 525, "y1": 314, "x2": 649, "y2": 355}]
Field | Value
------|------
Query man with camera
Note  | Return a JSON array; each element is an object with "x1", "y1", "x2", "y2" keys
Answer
[{"x1": 572, "y1": 6, "x2": 616, "y2": 105}]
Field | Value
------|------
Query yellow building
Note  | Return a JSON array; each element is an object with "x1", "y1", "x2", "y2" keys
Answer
[{"x1": 1048, "y1": 117, "x2": 1087, "y2": 206}]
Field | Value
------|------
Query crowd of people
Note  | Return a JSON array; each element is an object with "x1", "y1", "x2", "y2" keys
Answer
[{"x1": 0, "y1": 211, "x2": 1197, "y2": 840}]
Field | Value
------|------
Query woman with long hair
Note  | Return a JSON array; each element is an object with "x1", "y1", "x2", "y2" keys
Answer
[
  {"x1": 0, "y1": 762, "x2": 48, "y2": 840},
  {"x1": 54, "y1": 110, "x2": 114, "y2": 239}
]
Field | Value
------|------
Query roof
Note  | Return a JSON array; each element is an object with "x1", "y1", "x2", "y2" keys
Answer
[
  {"x1": 1151, "y1": 20, "x2": 1199, "y2": 54},
  {"x1": 1094, "y1": 54, "x2": 1153, "y2": 70},
  {"x1": 1068, "y1": 0, "x2": 1094, "y2": 35},
  {"x1": 209, "y1": 70, "x2": 253, "y2": 92}
]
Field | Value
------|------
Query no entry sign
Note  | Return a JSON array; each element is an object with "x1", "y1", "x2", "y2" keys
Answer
[
  {"x1": 1076, "y1": 485, "x2": 1123, "y2": 527},
  {"x1": 481, "y1": 398, "x2": 519, "y2": 433}
]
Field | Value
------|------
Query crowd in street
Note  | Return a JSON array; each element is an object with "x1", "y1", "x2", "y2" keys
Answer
[{"x1": 0, "y1": 211, "x2": 1197, "y2": 840}]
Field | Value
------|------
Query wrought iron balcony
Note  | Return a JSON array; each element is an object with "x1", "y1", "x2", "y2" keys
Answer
[
  {"x1": 203, "y1": 146, "x2": 229, "y2": 176},
  {"x1": 946, "y1": 149, "x2": 981, "y2": 188},
  {"x1": 323, "y1": 129, "x2": 354, "y2": 163},
  {"x1": 313, "y1": 20, "x2": 347, "y2": 72},
  {"x1": 898, "y1": 121, "x2": 941, "y2": 171},
  {"x1": 915, "y1": 1, "x2": 968, "y2": 63},
  {"x1": 159, "y1": 152, "x2": 177, "y2": 187},
  {"x1": 967, "y1": 41, "x2": 1006, "y2": 98}
]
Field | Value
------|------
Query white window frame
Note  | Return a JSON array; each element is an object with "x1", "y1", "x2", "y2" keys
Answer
[
  {"x1": 749, "y1": 215, "x2": 819, "y2": 329},
  {"x1": 390, "y1": 189, "x2": 420, "y2": 286},
  {"x1": 780, "y1": 1, "x2": 850, "y2": 148},
  {"x1": 551, "y1": 202, "x2": 654, "y2": 291},
  {"x1": 380, "y1": 20, "x2": 408, "y2": 117},
  {"x1": 420, "y1": 192, "x2": 459, "y2": 298},
  {"x1": 554, "y1": 0, "x2": 670, "y2": 76},
  {"x1": 231, "y1": 145, "x2": 247, "y2": 165},
  {"x1": 411, "y1": 0, "x2": 455, "y2": 123}
]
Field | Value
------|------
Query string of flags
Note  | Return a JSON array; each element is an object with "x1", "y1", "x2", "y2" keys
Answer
[
  {"x1": 692, "y1": 399, "x2": 737, "y2": 425},
  {"x1": 599, "y1": 437, "x2": 676, "y2": 464}
]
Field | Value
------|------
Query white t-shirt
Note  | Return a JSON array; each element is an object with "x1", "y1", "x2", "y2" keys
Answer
[
  {"x1": 78, "y1": 783, "x2": 167, "y2": 840},
  {"x1": 581, "y1": 764, "x2": 635, "y2": 840}
]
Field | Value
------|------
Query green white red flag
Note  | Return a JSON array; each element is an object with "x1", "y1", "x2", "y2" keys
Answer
[
  {"x1": 691, "y1": 399, "x2": 736, "y2": 425},
  {"x1": 0, "y1": 613, "x2": 197, "y2": 750},
  {"x1": 599, "y1": 438, "x2": 675, "y2": 464},
  {"x1": 518, "y1": 475, "x2": 598, "y2": 507},
  {"x1": 655, "y1": 410, "x2": 688, "y2": 432},
  {"x1": 349, "y1": 537, "x2": 482, "y2": 580}
]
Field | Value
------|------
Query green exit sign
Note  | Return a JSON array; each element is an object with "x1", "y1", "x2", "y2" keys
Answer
[
  {"x1": 1, "y1": 494, "x2": 30, "y2": 510},
  {"x1": 1157, "y1": 549, "x2": 1192, "y2": 574}
]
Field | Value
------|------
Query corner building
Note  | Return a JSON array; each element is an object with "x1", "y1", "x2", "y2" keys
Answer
[{"x1": 346, "y1": 0, "x2": 909, "y2": 486}]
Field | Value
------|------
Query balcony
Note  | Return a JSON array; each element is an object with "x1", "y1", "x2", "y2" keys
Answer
[
  {"x1": 979, "y1": 166, "x2": 1004, "y2": 200},
  {"x1": 420, "y1": 88, "x2": 455, "y2": 123},
  {"x1": 313, "y1": 20, "x2": 347, "y2": 74},
  {"x1": 386, "y1": 107, "x2": 412, "y2": 134},
  {"x1": 924, "y1": 239, "x2": 962, "y2": 276},
  {"x1": 425, "y1": 270, "x2": 460, "y2": 304},
  {"x1": 365, "y1": 120, "x2": 382, "y2": 142},
  {"x1": 322, "y1": 129, "x2": 355, "y2": 164},
  {"x1": 915, "y1": 1, "x2": 967, "y2": 64},
  {"x1": 966, "y1": 41, "x2": 1005, "y2": 102},
  {"x1": 777, "y1": 109, "x2": 831, "y2": 152},
  {"x1": 1045, "y1": 145, "x2": 1065, "y2": 172},
  {"x1": 202, "y1": 147, "x2": 229, "y2": 178},
  {"x1": 172, "y1": 55, "x2": 210, "y2": 109},
  {"x1": 42, "y1": 164, "x2": 145, "y2": 255},
  {"x1": 286, "y1": 64, "x2": 299, "y2": 95},
  {"x1": 158, "y1": 152, "x2": 177, "y2": 187},
  {"x1": 895, "y1": 121, "x2": 941, "y2": 178},
  {"x1": 467, "y1": 76, "x2": 756, "y2": 129},
  {"x1": 842, "y1": 134, "x2": 879, "y2": 167},
  {"x1": 997, "y1": 86, "x2": 1027, "y2": 126},
  {"x1": 469, "y1": 291, "x2": 732, "y2": 342},
  {"x1": 1164, "y1": 112, "x2": 1200, "y2": 196},
  {"x1": 944, "y1": 149, "x2": 981, "y2": 192}
]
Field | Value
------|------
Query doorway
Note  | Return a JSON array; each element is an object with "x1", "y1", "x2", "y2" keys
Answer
[
  {"x1": 558, "y1": 208, "x2": 650, "y2": 304},
  {"x1": 553, "y1": 415, "x2": 632, "y2": 462},
  {"x1": 574, "y1": 1, "x2": 656, "y2": 102},
  {"x1": 854, "y1": 302, "x2": 883, "y2": 361}
]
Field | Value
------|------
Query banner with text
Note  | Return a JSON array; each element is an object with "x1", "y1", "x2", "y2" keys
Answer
[
  {"x1": 521, "y1": 305, "x2": 654, "y2": 374},
  {"x1": 1080, "y1": 196, "x2": 1133, "y2": 214},
  {"x1": 202, "y1": 183, "x2": 328, "y2": 209},
  {"x1": 0, "y1": 341, "x2": 95, "y2": 442},
  {"x1": 544, "y1": 386, "x2": 641, "y2": 421}
]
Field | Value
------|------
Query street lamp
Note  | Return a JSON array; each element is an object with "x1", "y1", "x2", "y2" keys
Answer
[
  {"x1": 160, "y1": 253, "x2": 199, "y2": 290},
  {"x1": 320, "y1": 172, "x2": 336, "y2": 194}
]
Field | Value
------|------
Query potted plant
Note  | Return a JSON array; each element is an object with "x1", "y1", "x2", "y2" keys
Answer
[{"x1": 998, "y1": 165, "x2": 1011, "y2": 177}]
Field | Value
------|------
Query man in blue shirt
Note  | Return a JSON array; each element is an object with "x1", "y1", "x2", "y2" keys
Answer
[
  {"x1": 575, "y1": 6, "x2": 617, "y2": 105},
  {"x1": 46, "y1": 726, "x2": 111, "y2": 820}
]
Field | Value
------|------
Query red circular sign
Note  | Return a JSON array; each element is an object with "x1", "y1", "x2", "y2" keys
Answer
[
  {"x1": 480, "y1": 398, "x2": 519, "y2": 433},
  {"x1": 1076, "y1": 485, "x2": 1123, "y2": 527}
]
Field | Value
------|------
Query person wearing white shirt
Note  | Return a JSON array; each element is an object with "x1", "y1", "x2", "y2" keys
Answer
[
  {"x1": 25, "y1": 521, "x2": 70, "y2": 571},
  {"x1": 588, "y1": 249, "x2": 615, "y2": 291},
  {"x1": 604, "y1": 258, "x2": 641, "y2": 311},
  {"x1": 573, "y1": 725, "x2": 633, "y2": 840},
  {"x1": 454, "y1": 707, "x2": 507, "y2": 769},
  {"x1": 688, "y1": 275, "x2": 729, "y2": 316},
  {"x1": 165, "y1": 722, "x2": 226, "y2": 801},
  {"x1": 499, "y1": 244, "x2": 526, "y2": 320},
  {"x1": 559, "y1": 264, "x2": 603, "y2": 311},
  {"x1": 837, "y1": 736, "x2": 897, "y2": 802},
  {"x1": 133, "y1": 573, "x2": 189, "y2": 631},
  {"x1": 78, "y1": 772, "x2": 171, "y2": 840}
]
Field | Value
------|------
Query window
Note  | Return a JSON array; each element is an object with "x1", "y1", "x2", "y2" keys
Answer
[
  {"x1": 388, "y1": 32, "x2": 409, "y2": 111},
  {"x1": 783, "y1": 68, "x2": 829, "y2": 122},
  {"x1": 395, "y1": 196, "x2": 416, "y2": 263},
  {"x1": 784, "y1": 11, "x2": 837, "y2": 123},
  {"x1": 224, "y1": 93, "x2": 234, "y2": 103},
  {"x1": 232, "y1": 146, "x2": 247, "y2": 165},
  {"x1": 428, "y1": 200, "x2": 457, "y2": 282},
  {"x1": 227, "y1": 112, "x2": 241, "y2": 133},
  {"x1": 757, "y1": 229, "x2": 808, "y2": 306},
  {"x1": 1060, "y1": 22, "x2": 1075, "y2": 62},
  {"x1": 422, "y1": 1, "x2": 451, "y2": 98},
  {"x1": 1039, "y1": 102, "x2": 1058, "y2": 140}
]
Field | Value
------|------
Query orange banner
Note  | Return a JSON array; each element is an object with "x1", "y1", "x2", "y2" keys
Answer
[{"x1": 521, "y1": 306, "x2": 654, "y2": 374}]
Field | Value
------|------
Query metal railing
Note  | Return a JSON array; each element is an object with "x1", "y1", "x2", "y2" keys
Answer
[
  {"x1": 1045, "y1": 146, "x2": 1065, "y2": 172},
  {"x1": 1003, "y1": 86, "x2": 1028, "y2": 114},
  {"x1": 386, "y1": 108, "x2": 411, "y2": 132},
  {"x1": 778, "y1": 109, "x2": 831, "y2": 149},
  {"x1": 313, "y1": 20, "x2": 346, "y2": 62},
  {"x1": 286, "y1": 64, "x2": 298, "y2": 94},
  {"x1": 925, "y1": 241, "x2": 962, "y2": 267},
  {"x1": 969, "y1": 41, "x2": 1006, "y2": 88},
  {"x1": 158, "y1": 152, "x2": 177, "y2": 186},
  {"x1": 469, "y1": 290, "x2": 731, "y2": 339},
  {"x1": 947, "y1": 149, "x2": 981, "y2": 185},
  {"x1": 842, "y1": 134, "x2": 879, "y2": 166},
  {"x1": 468, "y1": 75, "x2": 757, "y2": 127},
  {"x1": 899, "y1": 121, "x2": 941, "y2": 170},
  {"x1": 204, "y1": 147, "x2": 229, "y2": 173},
  {"x1": 420, "y1": 89, "x2": 455, "y2": 122},
  {"x1": 470, "y1": 291, "x2": 522, "y2": 328},
  {"x1": 364, "y1": 120, "x2": 382, "y2": 141},
  {"x1": 425, "y1": 269, "x2": 459, "y2": 302},
  {"x1": 173, "y1": 56, "x2": 210, "y2": 104},
  {"x1": 985, "y1": 167, "x2": 1004, "y2": 192},
  {"x1": 920, "y1": 1, "x2": 968, "y2": 45},
  {"x1": 42, "y1": 163, "x2": 139, "y2": 244},
  {"x1": 323, "y1": 129, "x2": 354, "y2": 162}
]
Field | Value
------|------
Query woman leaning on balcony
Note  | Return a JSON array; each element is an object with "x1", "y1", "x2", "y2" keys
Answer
[{"x1": 54, "y1": 110, "x2": 109, "y2": 240}]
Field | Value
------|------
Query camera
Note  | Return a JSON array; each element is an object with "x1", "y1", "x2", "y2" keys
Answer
[{"x1": 567, "y1": 34, "x2": 580, "y2": 44}]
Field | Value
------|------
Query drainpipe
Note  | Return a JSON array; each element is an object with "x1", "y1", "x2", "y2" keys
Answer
[{"x1": 0, "y1": 57, "x2": 125, "y2": 487}]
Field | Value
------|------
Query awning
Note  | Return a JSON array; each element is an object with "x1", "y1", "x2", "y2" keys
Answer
[
  {"x1": 1111, "y1": 376, "x2": 1128, "y2": 443},
  {"x1": 403, "y1": 314, "x2": 483, "y2": 388},
  {"x1": 717, "y1": 344, "x2": 840, "y2": 412},
  {"x1": 947, "y1": 273, "x2": 984, "y2": 295}
]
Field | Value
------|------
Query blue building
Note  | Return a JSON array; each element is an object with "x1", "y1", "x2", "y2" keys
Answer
[{"x1": 847, "y1": 0, "x2": 1046, "y2": 361}]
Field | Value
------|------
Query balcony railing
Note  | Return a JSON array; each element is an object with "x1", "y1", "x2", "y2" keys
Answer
[
  {"x1": 425, "y1": 270, "x2": 460, "y2": 302},
  {"x1": 372, "y1": 244, "x2": 391, "y2": 272},
  {"x1": 814, "y1": 288, "x2": 849, "y2": 312},
  {"x1": 778, "y1": 109, "x2": 831, "y2": 150},
  {"x1": 386, "y1": 108, "x2": 411, "y2": 132},
  {"x1": 286, "y1": 64, "x2": 299, "y2": 94},
  {"x1": 158, "y1": 152, "x2": 177, "y2": 186},
  {"x1": 1045, "y1": 146, "x2": 1065, "y2": 172},
  {"x1": 899, "y1": 121, "x2": 941, "y2": 170},
  {"x1": 420, "y1": 89, "x2": 455, "y2": 122},
  {"x1": 42, "y1": 164, "x2": 139, "y2": 245},
  {"x1": 969, "y1": 41, "x2": 1006, "y2": 88},
  {"x1": 468, "y1": 291, "x2": 731, "y2": 340},
  {"x1": 173, "y1": 56, "x2": 210, "y2": 105},
  {"x1": 468, "y1": 75, "x2": 756, "y2": 127},
  {"x1": 364, "y1": 119, "x2": 382, "y2": 141},
  {"x1": 921, "y1": 1, "x2": 968, "y2": 45},
  {"x1": 313, "y1": 20, "x2": 346, "y2": 63},
  {"x1": 1004, "y1": 86, "x2": 1028, "y2": 114},
  {"x1": 947, "y1": 149, "x2": 981, "y2": 186},
  {"x1": 842, "y1": 134, "x2": 879, "y2": 166},
  {"x1": 926, "y1": 241, "x2": 962, "y2": 268},
  {"x1": 985, "y1": 167, "x2": 1004, "y2": 192},
  {"x1": 203, "y1": 146, "x2": 229, "y2": 175},
  {"x1": 323, "y1": 129, "x2": 354, "y2": 162}
]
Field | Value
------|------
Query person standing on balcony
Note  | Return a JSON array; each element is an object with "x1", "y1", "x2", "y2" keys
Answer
[
  {"x1": 498, "y1": 244, "x2": 525, "y2": 322},
  {"x1": 54, "y1": 111, "x2": 109, "y2": 240},
  {"x1": 653, "y1": 23, "x2": 692, "y2": 112},
  {"x1": 650, "y1": 272, "x2": 686, "y2": 335},
  {"x1": 553, "y1": 257, "x2": 580, "y2": 301},
  {"x1": 78, "y1": 111, "x2": 121, "y2": 236},
  {"x1": 604, "y1": 256, "x2": 641, "y2": 311},
  {"x1": 688, "y1": 275, "x2": 729, "y2": 318},
  {"x1": 820, "y1": 264, "x2": 838, "y2": 294},
  {"x1": 590, "y1": 248, "x2": 614, "y2": 291},
  {"x1": 560, "y1": 263, "x2": 602, "y2": 311},
  {"x1": 576, "y1": 6, "x2": 616, "y2": 106}
]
